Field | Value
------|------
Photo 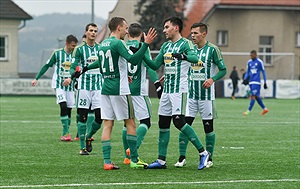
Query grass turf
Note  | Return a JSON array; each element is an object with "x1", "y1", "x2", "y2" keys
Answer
[{"x1": 0, "y1": 96, "x2": 299, "y2": 188}]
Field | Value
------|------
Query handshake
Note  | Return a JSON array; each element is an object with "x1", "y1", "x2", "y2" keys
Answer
[{"x1": 71, "y1": 66, "x2": 89, "y2": 79}]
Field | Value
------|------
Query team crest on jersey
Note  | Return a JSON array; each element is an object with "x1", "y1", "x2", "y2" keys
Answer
[
  {"x1": 86, "y1": 56, "x2": 98, "y2": 64},
  {"x1": 202, "y1": 53, "x2": 206, "y2": 57},
  {"x1": 191, "y1": 60, "x2": 204, "y2": 71},
  {"x1": 164, "y1": 53, "x2": 175, "y2": 64},
  {"x1": 62, "y1": 61, "x2": 71, "y2": 70}
]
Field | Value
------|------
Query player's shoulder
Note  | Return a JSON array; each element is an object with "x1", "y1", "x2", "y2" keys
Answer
[
  {"x1": 206, "y1": 41, "x2": 219, "y2": 50},
  {"x1": 256, "y1": 57, "x2": 264, "y2": 64}
]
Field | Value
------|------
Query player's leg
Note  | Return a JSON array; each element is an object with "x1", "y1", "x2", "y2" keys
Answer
[
  {"x1": 77, "y1": 90, "x2": 91, "y2": 155},
  {"x1": 175, "y1": 98, "x2": 197, "y2": 167},
  {"x1": 86, "y1": 108, "x2": 94, "y2": 139},
  {"x1": 200, "y1": 100, "x2": 216, "y2": 168},
  {"x1": 122, "y1": 125, "x2": 130, "y2": 164},
  {"x1": 100, "y1": 94, "x2": 119, "y2": 170},
  {"x1": 255, "y1": 87, "x2": 269, "y2": 115},
  {"x1": 65, "y1": 90, "x2": 76, "y2": 141},
  {"x1": 74, "y1": 109, "x2": 80, "y2": 140},
  {"x1": 113, "y1": 95, "x2": 143, "y2": 168},
  {"x1": 171, "y1": 93, "x2": 209, "y2": 170},
  {"x1": 132, "y1": 96, "x2": 152, "y2": 149},
  {"x1": 244, "y1": 84, "x2": 257, "y2": 115},
  {"x1": 85, "y1": 90, "x2": 103, "y2": 152},
  {"x1": 56, "y1": 89, "x2": 71, "y2": 141},
  {"x1": 148, "y1": 93, "x2": 171, "y2": 169}
]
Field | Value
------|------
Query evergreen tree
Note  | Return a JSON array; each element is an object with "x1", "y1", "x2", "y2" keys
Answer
[{"x1": 134, "y1": 0, "x2": 186, "y2": 50}]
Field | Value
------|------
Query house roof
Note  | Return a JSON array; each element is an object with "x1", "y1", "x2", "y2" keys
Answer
[
  {"x1": 0, "y1": 0, "x2": 32, "y2": 20},
  {"x1": 182, "y1": 0, "x2": 300, "y2": 37}
]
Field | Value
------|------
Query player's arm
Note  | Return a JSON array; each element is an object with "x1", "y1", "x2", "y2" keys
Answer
[
  {"x1": 31, "y1": 52, "x2": 55, "y2": 86},
  {"x1": 171, "y1": 40, "x2": 198, "y2": 63},
  {"x1": 260, "y1": 61, "x2": 267, "y2": 89},
  {"x1": 211, "y1": 48, "x2": 227, "y2": 82},
  {"x1": 202, "y1": 48, "x2": 226, "y2": 89},
  {"x1": 63, "y1": 47, "x2": 81, "y2": 86},
  {"x1": 118, "y1": 40, "x2": 149, "y2": 65}
]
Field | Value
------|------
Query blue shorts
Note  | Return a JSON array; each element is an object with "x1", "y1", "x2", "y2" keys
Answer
[{"x1": 249, "y1": 84, "x2": 261, "y2": 97}]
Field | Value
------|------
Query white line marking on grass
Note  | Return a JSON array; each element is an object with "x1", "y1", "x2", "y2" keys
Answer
[
  {"x1": 0, "y1": 179, "x2": 299, "y2": 188},
  {"x1": 221, "y1": 146, "x2": 245, "y2": 149}
]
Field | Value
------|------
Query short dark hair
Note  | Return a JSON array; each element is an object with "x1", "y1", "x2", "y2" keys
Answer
[
  {"x1": 85, "y1": 23, "x2": 97, "y2": 31},
  {"x1": 128, "y1": 23, "x2": 143, "y2": 37},
  {"x1": 191, "y1": 22, "x2": 208, "y2": 33},
  {"x1": 66, "y1": 35, "x2": 78, "y2": 43},
  {"x1": 82, "y1": 34, "x2": 86, "y2": 39},
  {"x1": 164, "y1": 17, "x2": 183, "y2": 33},
  {"x1": 108, "y1": 17, "x2": 126, "y2": 32},
  {"x1": 250, "y1": 50, "x2": 257, "y2": 54}
]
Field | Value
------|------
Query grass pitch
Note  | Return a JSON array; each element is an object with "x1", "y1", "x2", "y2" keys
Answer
[{"x1": 0, "y1": 96, "x2": 299, "y2": 189}]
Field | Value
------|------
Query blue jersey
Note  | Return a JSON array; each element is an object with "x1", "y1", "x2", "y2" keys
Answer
[{"x1": 244, "y1": 57, "x2": 267, "y2": 85}]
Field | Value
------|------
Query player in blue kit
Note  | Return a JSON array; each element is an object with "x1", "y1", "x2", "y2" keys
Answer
[{"x1": 243, "y1": 50, "x2": 269, "y2": 116}]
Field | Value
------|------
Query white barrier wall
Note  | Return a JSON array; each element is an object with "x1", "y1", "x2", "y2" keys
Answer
[
  {"x1": 275, "y1": 80, "x2": 300, "y2": 99},
  {"x1": 0, "y1": 78, "x2": 55, "y2": 95},
  {"x1": 224, "y1": 79, "x2": 273, "y2": 98},
  {"x1": 1, "y1": 78, "x2": 299, "y2": 99}
]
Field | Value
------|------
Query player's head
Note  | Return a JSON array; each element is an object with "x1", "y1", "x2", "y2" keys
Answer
[
  {"x1": 108, "y1": 17, "x2": 128, "y2": 40},
  {"x1": 65, "y1": 35, "x2": 78, "y2": 52},
  {"x1": 128, "y1": 23, "x2": 143, "y2": 38},
  {"x1": 250, "y1": 50, "x2": 257, "y2": 60},
  {"x1": 163, "y1": 17, "x2": 183, "y2": 40},
  {"x1": 84, "y1": 23, "x2": 98, "y2": 42},
  {"x1": 190, "y1": 22, "x2": 208, "y2": 46},
  {"x1": 82, "y1": 34, "x2": 86, "y2": 42}
]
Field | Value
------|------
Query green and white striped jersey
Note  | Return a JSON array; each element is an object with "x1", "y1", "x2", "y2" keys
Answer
[
  {"x1": 71, "y1": 42, "x2": 102, "y2": 91},
  {"x1": 160, "y1": 38, "x2": 196, "y2": 93},
  {"x1": 38, "y1": 48, "x2": 75, "y2": 91},
  {"x1": 188, "y1": 41, "x2": 226, "y2": 100},
  {"x1": 126, "y1": 40, "x2": 158, "y2": 96}
]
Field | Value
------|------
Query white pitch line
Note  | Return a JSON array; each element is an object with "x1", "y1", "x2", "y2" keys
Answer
[{"x1": 0, "y1": 179, "x2": 299, "y2": 188}]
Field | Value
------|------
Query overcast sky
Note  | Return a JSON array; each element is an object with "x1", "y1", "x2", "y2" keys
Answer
[{"x1": 13, "y1": 0, "x2": 118, "y2": 19}]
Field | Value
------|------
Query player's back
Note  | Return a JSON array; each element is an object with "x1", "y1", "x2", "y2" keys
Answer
[{"x1": 99, "y1": 36, "x2": 131, "y2": 95}]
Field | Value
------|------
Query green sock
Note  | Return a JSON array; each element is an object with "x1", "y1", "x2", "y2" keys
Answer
[
  {"x1": 122, "y1": 126, "x2": 130, "y2": 158},
  {"x1": 136, "y1": 124, "x2": 148, "y2": 149},
  {"x1": 77, "y1": 121, "x2": 86, "y2": 150},
  {"x1": 102, "y1": 140, "x2": 111, "y2": 164},
  {"x1": 60, "y1": 115, "x2": 69, "y2": 136},
  {"x1": 158, "y1": 128, "x2": 170, "y2": 159},
  {"x1": 179, "y1": 131, "x2": 189, "y2": 157},
  {"x1": 181, "y1": 124, "x2": 203, "y2": 150},
  {"x1": 206, "y1": 131, "x2": 216, "y2": 159},
  {"x1": 67, "y1": 117, "x2": 71, "y2": 130},
  {"x1": 86, "y1": 113, "x2": 95, "y2": 135},
  {"x1": 127, "y1": 134, "x2": 138, "y2": 163},
  {"x1": 86, "y1": 121, "x2": 101, "y2": 139}
]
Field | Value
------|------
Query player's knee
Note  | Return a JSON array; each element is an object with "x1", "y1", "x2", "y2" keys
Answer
[
  {"x1": 59, "y1": 102, "x2": 68, "y2": 116},
  {"x1": 185, "y1": 116, "x2": 194, "y2": 126},
  {"x1": 158, "y1": 115, "x2": 172, "y2": 129},
  {"x1": 172, "y1": 115, "x2": 186, "y2": 130},
  {"x1": 94, "y1": 108, "x2": 103, "y2": 124},
  {"x1": 202, "y1": 119, "x2": 214, "y2": 133},
  {"x1": 140, "y1": 118, "x2": 151, "y2": 129},
  {"x1": 78, "y1": 108, "x2": 89, "y2": 122}
]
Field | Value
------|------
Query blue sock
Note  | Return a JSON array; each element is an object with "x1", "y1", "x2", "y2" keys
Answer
[
  {"x1": 256, "y1": 97, "x2": 266, "y2": 109},
  {"x1": 248, "y1": 99, "x2": 255, "y2": 111}
]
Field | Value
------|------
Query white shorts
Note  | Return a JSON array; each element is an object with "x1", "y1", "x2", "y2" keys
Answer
[
  {"x1": 100, "y1": 95, "x2": 134, "y2": 121},
  {"x1": 55, "y1": 88, "x2": 75, "y2": 108},
  {"x1": 132, "y1": 96, "x2": 152, "y2": 120},
  {"x1": 76, "y1": 89, "x2": 101, "y2": 110},
  {"x1": 158, "y1": 93, "x2": 187, "y2": 116},
  {"x1": 186, "y1": 98, "x2": 217, "y2": 120}
]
